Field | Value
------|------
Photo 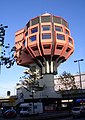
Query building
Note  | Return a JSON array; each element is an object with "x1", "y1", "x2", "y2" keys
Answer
[
  {"x1": 14, "y1": 13, "x2": 74, "y2": 111},
  {"x1": 54, "y1": 72, "x2": 85, "y2": 91},
  {"x1": 16, "y1": 72, "x2": 85, "y2": 111}
]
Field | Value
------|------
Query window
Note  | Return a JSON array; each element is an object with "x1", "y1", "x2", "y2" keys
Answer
[
  {"x1": 23, "y1": 107, "x2": 29, "y2": 111},
  {"x1": 31, "y1": 27, "x2": 38, "y2": 33},
  {"x1": 65, "y1": 29, "x2": 69, "y2": 35},
  {"x1": 62, "y1": 19, "x2": 68, "y2": 28},
  {"x1": 34, "y1": 105, "x2": 37, "y2": 109},
  {"x1": 57, "y1": 34, "x2": 65, "y2": 40},
  {"x1": 23, "y1": 40, "x2": 26, "y2": 46},
  {"x1": 31, "y1": 17, "x2": 39, "y2": 26},
  {"x1": 66, "y1": 47, "x2": 71, "y2": 52},
  {"x1": 55, "y1": 26, "x2": 62, "y2": 32},
  {"x1": 43, "y1": 45, "x2": 50, "y2": 49},
  {"x1": 29, "y1": 35, "x2": 36, "y2": 41},
  {"x1": 69, "y1": 37, "x2": 73, "y2": 44},
  {"x1": 25, "y1": 32, "x2": 28, "y2": 36},
  {"x1": 31, "y1": 46, "x2": 38, "y2": 51},
  {"x1": 53, "y1": 16, "x2": 61, "y2": 24},
  {"x1": 57, "y1": 45, "x2": 63, "y2": 50},
  {"x1": 42, "y1": 33, "x2": 51, "y2": 39},
  {"x1": 42, "y1": 25, "x2": 50, "y2": 31},
  {"x1": 41, "y1": 16, "x2": 51, "y2": 22}
]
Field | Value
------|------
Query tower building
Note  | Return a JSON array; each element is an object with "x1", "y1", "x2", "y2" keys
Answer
[
  {"x1": 15, "y1": 13, "x2": 74, "y2": 74},
  {"x1": 15, "y1": 13, "x2": 74, "y2": 110}
]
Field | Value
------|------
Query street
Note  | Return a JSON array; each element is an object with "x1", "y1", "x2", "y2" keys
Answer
[
  {"x1": 51, "y1": 117, "x2": 85, "y2": 120},
  {"x1": 0, "y1": 116, "x2": 85, "y2": 120},
  {"x1": 0, "y1": 110, "x2": 85, "y2": 120}
]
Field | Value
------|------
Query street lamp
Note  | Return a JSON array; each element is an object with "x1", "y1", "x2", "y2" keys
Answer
[{"x1": 74, "y1": 59, "x2": 84, "y2": 90}]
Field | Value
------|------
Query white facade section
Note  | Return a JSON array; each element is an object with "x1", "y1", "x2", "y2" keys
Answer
[
  {"x1": 46, "y1": 61, "x2": 50, "y2": 73},
  {"x1": 38, "y1": 74, "x2": 61, "y2": 98},
  {"x1": 16, "y1": 72, "x2": 85, "y2": 102},
  {"x1": 16, "y1": 74, "x2": 61, "y2": 102},
  {"x1": 51, "y1": 61, "x2": 53, "y2": 73},
  {"x1": 54, "y1": 73, "x2": 85, "y2": 91}
]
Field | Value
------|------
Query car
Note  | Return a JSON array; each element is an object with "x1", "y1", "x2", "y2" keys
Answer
[
  {"x1": 80, "y1": 107, "x2": 85, "y2": 116},
  {"x1": 72, "y1": 106, "x2": 84, "y2": 118},
  {"x1": 3, "y1": 109, "x2": 17, "y2": 118}
]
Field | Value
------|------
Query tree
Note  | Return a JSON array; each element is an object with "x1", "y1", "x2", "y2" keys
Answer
[
  {"x1": 19, "y1": 67, "x2": 45, "y2": 93},
  {"x1": 0, "y1": 24, "x2": 16, "y2": 70},
  {"x1": 58, "y1": 71, "x2": 77, "y2": 91}
]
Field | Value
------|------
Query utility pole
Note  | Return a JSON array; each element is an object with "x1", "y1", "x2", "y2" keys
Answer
[
  {"x1": 74, "y1": 59, "x2": 84, "y2": 89},
  {"x1": 74, "y1": 59, "x2": 84, "y2": 105}
]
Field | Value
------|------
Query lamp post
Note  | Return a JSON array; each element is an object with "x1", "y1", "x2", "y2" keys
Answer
[
  {"x1": 74, "y1": 59, "x2": 84, "y2": 90},
  {"x1": 32, "y1": 89, "x2": 35, "y2": 114}
]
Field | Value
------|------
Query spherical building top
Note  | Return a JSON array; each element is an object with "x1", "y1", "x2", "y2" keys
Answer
[{"x1": 15, "y1": 13, "x2": 74, "y2": 74}]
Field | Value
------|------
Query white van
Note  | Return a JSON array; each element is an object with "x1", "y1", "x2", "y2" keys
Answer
[{"x1": 20, "y1": 102, "x2": 43, "y2": 116}]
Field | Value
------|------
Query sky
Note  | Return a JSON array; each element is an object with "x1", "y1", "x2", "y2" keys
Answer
[{"x1": 0, "y1": 0, "x2": 85, "y2": 97}]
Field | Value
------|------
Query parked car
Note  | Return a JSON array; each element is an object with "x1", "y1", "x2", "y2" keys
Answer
[
  {"x1": 80, "y1": 107, "x2": 85, "y2": 116},
  {"x1": 72, "y1": 106, "x2": 84, "y2": 118},
  {"x1": 2, "y1": 106, "x2": 12, "y2": 114},
  {"x1": 3, "y1": 109, "x2": 17, "y2": 118}
]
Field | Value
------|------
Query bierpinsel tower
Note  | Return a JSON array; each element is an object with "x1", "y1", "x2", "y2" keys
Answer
[{"x1": 15, "y1": 13, "x2": 74, "y2": 99}]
